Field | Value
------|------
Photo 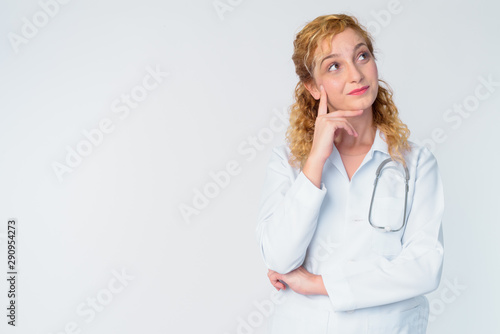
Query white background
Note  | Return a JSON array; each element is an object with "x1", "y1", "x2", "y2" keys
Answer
[{"x1": 0, "y1": 0, "x2": 499, "y2": 333}]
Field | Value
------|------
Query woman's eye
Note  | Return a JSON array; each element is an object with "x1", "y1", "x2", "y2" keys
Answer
[
  {"x1": 359, "y1": 52, "x2": 369, "y2": 60},
  {"x1": 328, "y1": 63, "x2": 339, "y2": 72}
]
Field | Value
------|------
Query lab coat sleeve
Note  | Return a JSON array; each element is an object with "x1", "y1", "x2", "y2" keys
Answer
[
  {"x1": 322, "y1": 147, "x2": 445, "y2": 311},
  {"x1": 256, "y1": 145, "x2": 327, "y2": 274}
]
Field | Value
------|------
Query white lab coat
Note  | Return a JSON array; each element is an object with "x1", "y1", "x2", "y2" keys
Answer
[{"x1": 256, "y1": 128, "x2": 444, "y2": 334}]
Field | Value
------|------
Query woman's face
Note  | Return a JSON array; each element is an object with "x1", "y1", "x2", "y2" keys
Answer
[{"x1": 305, "y1": 28, "x2": 378, "y2": 113}]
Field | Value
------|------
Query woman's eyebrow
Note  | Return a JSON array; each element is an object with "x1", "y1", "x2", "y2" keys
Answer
[{"x1": 320, "y1": 42, "x2": 367, "y2": 66}]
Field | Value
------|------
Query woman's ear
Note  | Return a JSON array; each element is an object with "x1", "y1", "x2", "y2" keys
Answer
[{"x1": 304, "y1": 81, "x2": 321, "y2": 100}]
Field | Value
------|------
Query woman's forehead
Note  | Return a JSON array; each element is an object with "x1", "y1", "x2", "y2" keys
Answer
[
  {"x1": 315, "y1": 28, "x2": 366, "y2": 57},
  {"x1": 313, "y1": 32, "x2": 366, "y2": 66}
]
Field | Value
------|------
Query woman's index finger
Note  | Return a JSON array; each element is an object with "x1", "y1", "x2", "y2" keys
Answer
[{"x1": 318, "y1": 85, "x2": 328, "y2": 116}]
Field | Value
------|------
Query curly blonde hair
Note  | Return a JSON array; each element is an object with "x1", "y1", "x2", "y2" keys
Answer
[{"x1": 286, "y1": 14, "x2": 411, "y2": 169}]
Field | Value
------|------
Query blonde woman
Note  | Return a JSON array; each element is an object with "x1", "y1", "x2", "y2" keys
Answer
[{"x1": 256, "y1": 14, "x2": 444, "y2": 333}]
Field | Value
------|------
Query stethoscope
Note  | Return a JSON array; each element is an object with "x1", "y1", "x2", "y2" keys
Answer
[{"x1": 368, "y1": 158, "x2": 410, "y2": 232}]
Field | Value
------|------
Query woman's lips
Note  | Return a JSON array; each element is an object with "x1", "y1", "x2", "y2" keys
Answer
[{"x1": 348, "y1": 86, "x2": 369, "y2": 95}]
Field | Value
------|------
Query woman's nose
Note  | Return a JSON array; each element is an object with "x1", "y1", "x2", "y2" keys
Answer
[{"x1": 347, "y1": 64, "x2": 363, "y2": 82}]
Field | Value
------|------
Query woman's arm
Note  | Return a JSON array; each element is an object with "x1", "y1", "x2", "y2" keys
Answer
[
  {"x1": 256, "y1": 86, "x2": 363, "y2": 274},
  {"x1": 256, "y1": 145, "x2": 327, "y2": 274}
]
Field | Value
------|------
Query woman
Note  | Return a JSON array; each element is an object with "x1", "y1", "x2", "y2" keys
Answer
[{"x1": 256, "y1": 14, "x2": 444, "y2": 333}]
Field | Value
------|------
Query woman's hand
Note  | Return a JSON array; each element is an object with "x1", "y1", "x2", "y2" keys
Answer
[
  {"x1": 302, "y1": 85, "x2": 364, "y2": 188},
  {"x1": 267, "y1": 266, "x2": 327, "y2": 296},
  {"x1": 309, "y1": 85, "x2": 364, "y2": 163}
]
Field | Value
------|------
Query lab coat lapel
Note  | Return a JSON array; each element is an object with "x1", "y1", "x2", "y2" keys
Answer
[{"x1": 328, "y1": 144, "x2": 348, "y2": 180}]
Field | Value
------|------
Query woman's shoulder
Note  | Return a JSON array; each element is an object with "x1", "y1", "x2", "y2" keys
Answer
[
  {"x1": 405, "y1": 139, "x2": 441, "y2": 172},
  {"x1": 268, "y1": 143, "x2": 293, "y2": 168},
  {"x1": 266, "y1": 143, "x2": 301, "y2": 175},
  {"x1": 271, "y1": 143, "x2": 292, "y2": 159}
]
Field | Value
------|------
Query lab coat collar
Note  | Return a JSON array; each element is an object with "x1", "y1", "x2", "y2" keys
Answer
[
  {"x1": 327, "y1": 127, "x2": 389, "y2": 178},
  {"x1": 371, "y1": 127, "x2": 390, "y2": 156}
]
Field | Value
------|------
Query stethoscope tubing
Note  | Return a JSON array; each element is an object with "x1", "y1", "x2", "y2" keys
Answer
[{"x1": 368, "y1": 158, "x2": 410, "y2": 233}]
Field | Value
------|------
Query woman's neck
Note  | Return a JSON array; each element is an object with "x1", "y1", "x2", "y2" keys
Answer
[{"x1": 334, "y1": 108, "x2": 376, "y2": 151}]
